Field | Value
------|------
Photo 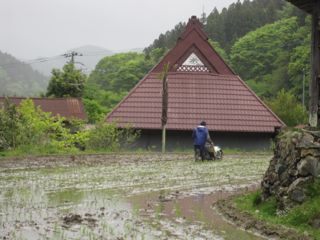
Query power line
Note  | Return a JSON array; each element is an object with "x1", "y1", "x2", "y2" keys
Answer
[{"x1": 0, "y1": 50, "x2": 113, "y2": 69}]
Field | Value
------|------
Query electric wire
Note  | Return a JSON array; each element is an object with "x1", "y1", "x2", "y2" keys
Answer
[{"x1": 0, "y1": 50, "x2": 113, "y2": 69}]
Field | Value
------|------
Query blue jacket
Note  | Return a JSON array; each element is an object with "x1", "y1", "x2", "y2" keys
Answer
[{"x1": 192, "y1": 126, "x2": 209, "y2": 146}]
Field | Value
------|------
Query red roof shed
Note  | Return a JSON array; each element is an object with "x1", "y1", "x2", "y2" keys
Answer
[
  {"x1": 107, "y1": 16, "x2": 284, "y2": 134},
  {"x1": 0, "y1": 97, "x2": 87, "y2": 120}
]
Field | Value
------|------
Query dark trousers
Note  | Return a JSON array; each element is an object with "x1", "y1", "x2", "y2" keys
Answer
[{"x1": 194, "y1": 145, "x2": 205, "y2": 160}]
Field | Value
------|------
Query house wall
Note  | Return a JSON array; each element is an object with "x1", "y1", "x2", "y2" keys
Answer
[{"x1": 134, "y1": 129, "x2": 275, "y2": 151}]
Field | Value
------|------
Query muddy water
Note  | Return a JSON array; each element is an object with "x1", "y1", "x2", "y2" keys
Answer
[
  {"x1": 0, "y1": 154, "x2": 270, "y2": 239},
  {"x1": 130, "y1": 185, "x2": 263, "y2": 240}
]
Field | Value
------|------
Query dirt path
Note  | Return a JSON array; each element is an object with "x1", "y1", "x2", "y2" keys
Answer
[{"x1": 0, "y1": 153, "x2": 271, "y2": 239}]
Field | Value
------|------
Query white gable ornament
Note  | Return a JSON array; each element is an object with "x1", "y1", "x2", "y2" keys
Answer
[{"x1": 178, "y1": 52, "x2": 209, "y2": 72}]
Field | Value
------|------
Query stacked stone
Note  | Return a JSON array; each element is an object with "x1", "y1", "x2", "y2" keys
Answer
[{"x1": 261, "y1": 128, "x2": 320, "y2": 210}]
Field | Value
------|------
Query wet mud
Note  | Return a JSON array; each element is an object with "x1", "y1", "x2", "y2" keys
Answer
[{"x1": 0, "y1": 153, "x2": 270, "y2": 239}]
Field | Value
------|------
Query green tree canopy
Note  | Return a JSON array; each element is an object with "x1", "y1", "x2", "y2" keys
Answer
[
  {"x1": 230, "y1": 17, "x2": 310, "y2": 100},
  {"x1": 88, "y1": 52, "x2": 153, "y2": 92},
  {"x1": 46, "y1": 62, "x2": 87, "y2": 98},
  {"x1": 83, "y1": 52, "x2": 154, "y2": 122},
  {"x1": 267, "y1": 89, "x2": 307, "y2": 126}
]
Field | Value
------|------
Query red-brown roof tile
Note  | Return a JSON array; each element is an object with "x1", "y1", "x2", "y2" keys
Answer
[
  {"x1": 108, "y1": 73, "x2": 283, "y2": 132},
  {"x1": 0, "y1": 97, "x2": 87, "y2": 120}
]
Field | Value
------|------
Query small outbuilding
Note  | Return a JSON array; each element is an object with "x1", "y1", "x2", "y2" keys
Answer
[
  {"x1": 0, "y1": 97, "x2": 87, "y2": 120},
  {"x1": 107, "y1": 16, "x2": 284, "y2": 150}
]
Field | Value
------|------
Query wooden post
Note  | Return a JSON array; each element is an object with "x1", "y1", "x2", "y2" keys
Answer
[
  {"x1": 161, "y1": 63, "x2": 169, "y2": 154},
  {"x1": 162, "y1": 125, "x2": 166, "y2": 154},
  {"x1": 309, "y1": 0, "x2": 320, "y2": 127}
]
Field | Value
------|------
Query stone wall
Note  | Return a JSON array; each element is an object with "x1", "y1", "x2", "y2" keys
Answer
[{"x1": 261, "y1": 128, "x2": 320, "y2": 210}]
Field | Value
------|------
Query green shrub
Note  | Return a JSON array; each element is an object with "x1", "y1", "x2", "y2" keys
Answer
[
  {"x1": 0, "y1": 99, "x2": 20, "y2": 150},
  {"x1": 86, "y1": 121, "x2": 139, "y2": 151},
  {"x1": 0, "y1": 98, "x2": 89, "y2": 154}
]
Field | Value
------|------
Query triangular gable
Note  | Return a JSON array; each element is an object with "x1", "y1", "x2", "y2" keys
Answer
[{"x1": 153, "y1": 16, "x2": 234, "y2": 75}]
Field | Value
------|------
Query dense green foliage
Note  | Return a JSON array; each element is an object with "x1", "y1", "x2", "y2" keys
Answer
[
  {"x1": 46, "y1": 62, "x2": 87, "y2": 97},
  {"x1": 267, "y1": 89, "x2": 307, "y2": 126},
  {"x1": 86, "y1": 121, "x2": 139, "y2": 151},
  {"x1": 145, "y1": 0, "x2": 303, "y2": 55},
  {"x1": 0, "y1": 51, "x2": 48, "y2": 96},
  {"x1": 88, "y1": 52, "x2": 153, "y2": 92},
  {"x1": 0, "y1": 99, "x2": 20, "y2": 150},
  {"x1": 0, "y1": 99, "x2": 85, "y2": 152},
  {"x1": 235, "y1": 180, "x2": 320, "y2": 238},
  {"x1": 205, "y1": 0, "x2": 287, "y2": 51},
  {"x1": 0, "y1": 99, "x2": 138, "y2": 155},
  {"x1": 231, "y1": 17, "x2": 311, "y2": 100},
  {"x1": 84, "y1": 52, "x2": 155, "y2": 122}
]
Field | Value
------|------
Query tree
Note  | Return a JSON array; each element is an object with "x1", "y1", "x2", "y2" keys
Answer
[
  {"x1": 82, "y1": 98, "x2": 107, "y2": 123},
  {"x1": 46, "y1": 62, "x2": 87, "y2": 97},
  {"x1": 267, "y1": 89, "x2": 307, "y2": 126},
  {"x1": 0, "y1": 99, "x2": 20, "y2": 149},
  {"x1": 230, "y1": 17, "x2": 310, "y2": 99},
  {"x1": 160, "y1": 63, "x2": 169, "y2": 154},
  {"x1": 84, "y1": 52, "x2": 154, "y2": 122},
  {"x1": 88, "y1": 52, "x2": 153, "y2": 92},
  {"x1": 0, "y1": 99, "x2": 89, "y2": 152},
  {"x1": 144, "y1": 22, "x2": 186, "y2": 56},
  {"x1": 145, "y1": 0, "x2": 290, "y2": 56}
]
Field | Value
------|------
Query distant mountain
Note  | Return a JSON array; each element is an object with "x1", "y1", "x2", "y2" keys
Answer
[
  {"x1": 115, "y1": 48, "x2": 144, "y2": 53},
  {"x1": 0, "y1": 51, "x2": 48, "y2": 97},
  {"x1": 30, "y1": 45, "x2": 114, "y2": 76}
]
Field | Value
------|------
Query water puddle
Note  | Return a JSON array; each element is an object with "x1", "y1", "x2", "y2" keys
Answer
[{"x1": 130, "y1": 186, "x2": 264, "y2": 240}]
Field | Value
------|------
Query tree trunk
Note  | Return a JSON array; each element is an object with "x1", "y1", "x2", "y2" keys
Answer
[{"x1": 161, "y1": 63, "x2": 169, "y2": 154}]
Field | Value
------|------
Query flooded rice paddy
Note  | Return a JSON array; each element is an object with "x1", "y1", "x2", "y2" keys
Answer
[{"x1": 0, "y1": 153, "x2": 270, "y2": 239}]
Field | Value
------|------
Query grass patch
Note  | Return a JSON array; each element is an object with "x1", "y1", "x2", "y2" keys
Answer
[{"x1": 234, "y1": 179, "x2": 320, "y2": 239}]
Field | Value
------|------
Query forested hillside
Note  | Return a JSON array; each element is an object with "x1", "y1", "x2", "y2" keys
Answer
[
  {"x1": 0, "y1": 51, "x2": 48, "y2": 96},
  {"x1": 144, "y1": 0, "x2": 305, "y2": 55},
  {"x1": 85, "y1": 0, "x2": 309, "y2": 125}
]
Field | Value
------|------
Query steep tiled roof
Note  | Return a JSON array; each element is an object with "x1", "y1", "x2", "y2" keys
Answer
[
  {"x1": 107, "y1": 16, "x2": 284, "y2": 133},
  {"x1": 0, "y1": 97, "x2": 87, "y2": 120},
  {"x1": 107, "y1": 72, "x2": 283, "y2": 132}
]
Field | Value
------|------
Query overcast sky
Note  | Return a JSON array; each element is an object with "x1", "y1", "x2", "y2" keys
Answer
[{"x1": 1, "y1": 0, "x2": 237, "y2": 60}]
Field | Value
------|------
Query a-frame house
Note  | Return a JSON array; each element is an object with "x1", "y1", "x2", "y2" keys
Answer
[{"x1": 107, "y1": 16, "x2": 284, "y2": 150}]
